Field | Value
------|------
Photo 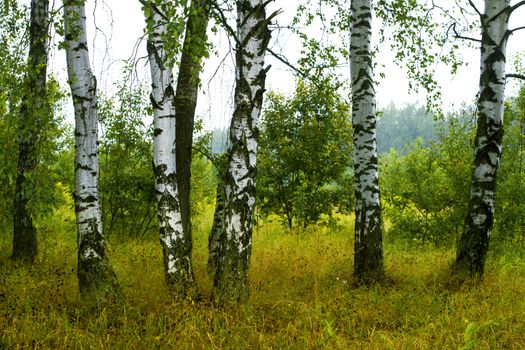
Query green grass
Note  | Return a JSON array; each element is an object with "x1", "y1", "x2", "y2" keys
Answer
[{"x1": 1, "y1": 206, "x2": 525, "y2": 349}]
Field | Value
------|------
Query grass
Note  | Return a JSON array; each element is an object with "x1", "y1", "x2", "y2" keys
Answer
[{"x1": 1, "y1": 206, "x2": 525, "y2": 349}]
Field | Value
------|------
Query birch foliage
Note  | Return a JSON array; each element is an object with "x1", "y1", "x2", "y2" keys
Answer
[
  {"x1": 12, "y1": 0, "x2": 50, "y2": 261},
  {"x1": 0, "y1": 5, "x2": 70, "y2": 238}
]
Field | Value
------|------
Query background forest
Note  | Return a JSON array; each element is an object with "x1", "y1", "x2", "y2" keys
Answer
[{"x1": 2, "y1": 0, "x2": 525, "y2": 348}]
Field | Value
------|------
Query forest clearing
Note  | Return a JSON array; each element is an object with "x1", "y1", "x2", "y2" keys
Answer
[{"x1": 2, "y1": 0, "x2": 525, "y2": 348}]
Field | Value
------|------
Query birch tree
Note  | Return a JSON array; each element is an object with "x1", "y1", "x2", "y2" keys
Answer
[
  {"x1": 208, "y1": 178, "x2": 225, "y2": 277},
  {"x1": 143, "y1": 0, "x2": 210, "y2": 298},
  {"x1": 350, "y1": 0, "x2": 384, "y2": 281},
  {"x1": 64, "y1": 0, "x2": 119, "y2": 298},
  {"x1": 207, "y1": 151, "x2": 227, "y2": 278},
  {"x1": 175, "y1": 0, "x2": 211, "y2": 275},
  {"x1": 212, "y1": 0, "x2": 274, "y2": 302},
  {"x1": 373, "y1": 0, "x2": 525, "y2": 276},
  {"x1": 11, "y1": 0, "x2": 50, "y2": 262},
  {"x1": 454, "y1": 0, "x2": 524, "y2": 277}
]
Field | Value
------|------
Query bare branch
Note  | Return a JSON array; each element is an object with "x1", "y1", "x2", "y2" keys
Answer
[
  {"x1": 267, "y1": 9, "x2": 282, "y2": 24},
  {"x1": 510, "y1": 0, "x2": 525, "y2": 14},
  {"x1": 509, "y1": 25, "x2": 525, "y2": 34},
  {"x1": 209, "y1": 50, "x2": 233, "y2": 84},
  {"x1": 468, "y1": 0, "x2": 482, "y2": 17},
  {"x1": 431, "y1": 0, "x2": 459, "y2": 22},
  {"x1": 127, "y1": 32, "x2": 149, "y2": 83},
  {"x1": 488, "y1": 0, "x2": 525, "y2": 24},
  {"x1": 192, "y1": 143, "x2": 217, "y2": 167},
  {"x1": 92, "y1": 0, "x2": 113, "y2": 83},
  {"x1": 448, "y1": 22, "x2": 481, "y2": 43},
  {"x1": 210, "y1": 1, "x2": 240, "y2": 45},
  {"x1": 454, "y1": 34, "x2": 481, "y2": 43},
  {"x1": 210, "y1": 2, "x2": 281, "y2": 48},
  {"x1": 506, "y1": 73, "x2": 525, "y2": 80},
  {"x1": 269, "y1": 24, "x2": 306, "y2": 30},
  {"x1": 454, "y1": 0, "x2": 478, "y2": 19},
  {"x1": 266, "y1": 47, "x2": 309, "y2": 80}
]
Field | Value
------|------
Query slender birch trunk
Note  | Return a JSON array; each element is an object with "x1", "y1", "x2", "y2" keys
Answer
[
  {"x1": 213, "y1": 0, "x2": 272, "y2": 303},
  {"x1": 12, "y1": 0, "x2": 49, "y2": 262},
  {"x1": 143, "y1": 1, "x2": 199, "y2": 297},
  {"x1": 454, "y1": 0, "x2": 510, "y2": 277},
  {"x1": 208, "y1": 153, "x2": 227, "y2": 277},
  {"x1": 64, "y1": 0, "x2": 119, "y2": 299},
  {"x1": 175, "y1": 0, "x2": 210, "y2": 264},
  {"x1": 350, "y1": 0, "x2": 384, "y2": 281},
  {"x1": 208, "y1": 179, "x2": 225, "y2": 276}
]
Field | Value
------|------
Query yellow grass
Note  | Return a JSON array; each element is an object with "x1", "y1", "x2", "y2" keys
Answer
[{"x1": 1, "y1": 205, "x2": 525, "y2": 349}]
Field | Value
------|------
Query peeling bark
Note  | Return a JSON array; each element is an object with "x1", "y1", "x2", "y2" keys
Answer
[
  {"x1": 12, "y1": 0, "x2": 49, "y2": 262},
  {"x1": 454, "y1": 0, "x2": 511, "y2": 278},
  {"x1": 213, "y1": 0, "x2": 272, "y2": 303},
  {"x1": 64, "y1": 0, "x2": 119, "y2": 299},
  {"x1": 350, "y1": 0, "x2": 384, "y2": 282}
]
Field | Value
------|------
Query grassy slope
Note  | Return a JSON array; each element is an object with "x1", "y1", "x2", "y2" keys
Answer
[{"x1": 1, "y1": 206, "x2": 525, "y2": 349}]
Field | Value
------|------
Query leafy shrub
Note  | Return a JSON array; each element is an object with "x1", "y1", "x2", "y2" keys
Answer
[
  {"x1": 257, "y1": 80, "x2": 354, "y2": 229},
  {"x1": 381, "y1": 114, "x2": 474, "y2": 246}
]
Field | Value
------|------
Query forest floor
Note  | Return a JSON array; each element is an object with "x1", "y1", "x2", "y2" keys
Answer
[{"x1": 1, "y1": 208, "x2": 525, "y2": 349}]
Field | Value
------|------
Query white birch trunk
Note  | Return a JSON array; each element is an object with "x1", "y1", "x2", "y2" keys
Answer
[
  {"x1": 350, "y1": 0, "x2": 384, "y2": 281},
  {"x1": 144, "y1": 1, "x2": 197, "y2": 297},
  {"x1": 213, "y1": 0, "x2": 272, "y2": 302},
  {"x1": 64, "y1": 0, "x2": 119, "y2": 298},
  {"x1": 455, "y1": 0, "x2": 510, "y2": 277}
]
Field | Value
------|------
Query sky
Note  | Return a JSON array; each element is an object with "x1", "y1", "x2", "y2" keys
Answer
[{"x1": 38, "y1": 0, "x2": 525, "y2": 130}]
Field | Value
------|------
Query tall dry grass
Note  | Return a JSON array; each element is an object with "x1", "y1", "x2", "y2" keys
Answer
[{"x1": 1, "y1": 205, "x2": 524, "y2": 349}]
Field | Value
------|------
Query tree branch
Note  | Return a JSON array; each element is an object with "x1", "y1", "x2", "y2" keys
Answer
[
  {"x1": 266, "y1": 47, "x2": 309, "y2": 81},
  {"x1": 448, "y1": 22, "x2": 481, "y2": 43},
  {"x1": 509, "y1": 25, "x2": 525, "y2": 34},
  {"x1": 138, "y1": 0, "x2": 168, "y2": 21},
  {"x1": 506, "y1": 73, "x2": 525, "y2": 81},
  {"x1": 488, "y1": 0, "x2": 525, "y2": 24},
  {"x1": 265, "y1": 47, "x2": 331, "y2": 92},
  {"x1": 468, "y1": 0, "x2": 481, "y2": 17},
  {"x1": 510, "y1": 0, "x2": 525, "y2": 14},
  {"x1": 267, "y1": 9, "x2": 282, "y2": 24},
  {"x1": 209, "y1": 1, "x2": 240, "y2": 45}
]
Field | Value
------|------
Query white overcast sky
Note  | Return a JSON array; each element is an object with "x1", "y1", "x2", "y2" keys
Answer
[{"x1": 38, "y1": 0, "x2": 525, "y2": 129}]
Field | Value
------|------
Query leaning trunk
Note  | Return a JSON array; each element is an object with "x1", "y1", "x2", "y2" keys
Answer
[
  {"x1": 143, "y1": 1, "x2": 197, "y2": 297},
  {"x1": 12, "y1": 0, "x2": 50, "y2": 262},
  {"x1": 213, "y1": 0, "x2": 272, "y2": 303},
  {"x1": 175, "y1": 0, "x2": 210, "y2": 266},
  {"x1": 64, "y1": 0, "x2": 119, "y2": 299},
  {"x1": 350, "y1": 0, "x2": 384, "y2": 281},
  {"x1": 454, "y1": 0, "x2": 510, "y2": 277}
]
